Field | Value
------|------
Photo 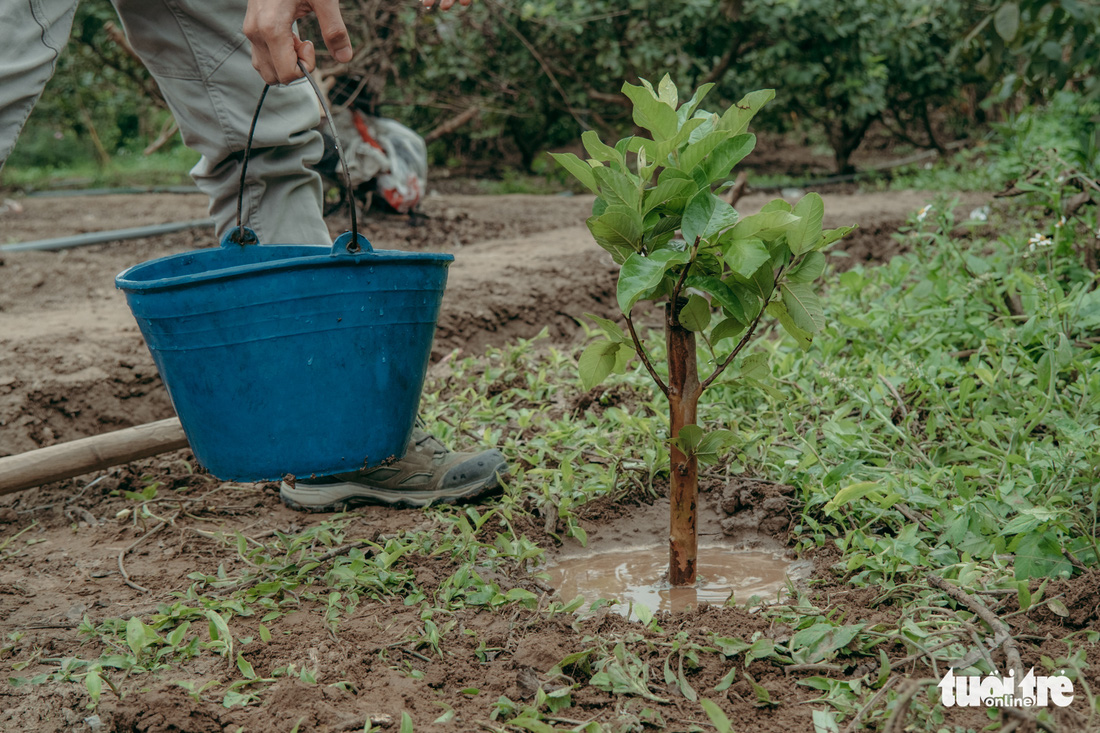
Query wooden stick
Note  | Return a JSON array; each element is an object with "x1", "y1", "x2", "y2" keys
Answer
[
  {"x1": 0, "y1": 418, "x2": 189, "y2": 496},
  {"x1": 926, "y1": 573, "x2": 1024, "y2": 679}
]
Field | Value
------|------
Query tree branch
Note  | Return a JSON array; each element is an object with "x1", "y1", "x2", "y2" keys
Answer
[
  {"x1": 699, "y1": 306, "x2": 766, "y2": 392},
  {"x1": 926, "y1": 573, "x2": 1024, "y2": 680},
  {"x1": 491, "y1": 5, "x2": 588, "y2": 132},
  {"x1": 625, "y1": 312, "x2": 669, "y2": 397}
]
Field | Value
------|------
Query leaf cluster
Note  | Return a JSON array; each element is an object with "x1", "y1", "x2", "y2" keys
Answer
[{"x1": 554, "y1": 76, "x2": 853, "y2": 397}]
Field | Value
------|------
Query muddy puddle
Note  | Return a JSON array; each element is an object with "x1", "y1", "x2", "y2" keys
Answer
[{"x1": 544, "y1": 544, "x2": 810, "y2": 619}]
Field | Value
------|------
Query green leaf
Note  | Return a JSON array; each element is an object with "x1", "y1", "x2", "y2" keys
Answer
[
  {"x1": 788, "y1": 252, "x2": 826, "y2": 283},
  {"x1": 582, "y1": 130, "x2": 625, "y2": 169},
  {"x1": 813, "y1": 708, "x2": 840, "y2": 733},
  {"x1": 1013, "y1": 530, "x2": 1074, "y2": 579},
  {"x1": 717, "y1": 89, "x2": 775, "y2": 135},
  {"x1": 1017, "y1": 581, "x2": 1032, "y2": 612},
  {"x1": 617, "y1": 249, "x2": 691, "y2": 312},
  {"x1": 743, "y1": 672, "x2": 776, "y2": 707},
  {"x1": 85, "y1": 668, "x2": 103, "y2": 706},
  {"x1": 656, "y1": 117, "x2": 708, "y2": 163},
  {"x1": 823, "y1": 482, "x2": 880, "y2": 514},
  {"x1": 584, "y1": 313, "x2": 626, "y2": 343},
  {"x1": 400, "y1": 711, "x2": 415, "y2": 733},
  {"x1": 673, "y1": 425, "x2": 705, "y2": 456},
  {"x1": 678, "y1": 294, "x2": 711, "y2": 332},
  {"x1": 222, "y1": 690, "x2": 253, "y2": 708},
  {"x1": 682, "y1": 190, "x2": 739, "y2": 244},
  {"x1": 125, "y1": 617, "x2": 145, "y2": 658},
  {"x1": 679, "y1": 130, "x2": 724, "y2": 174},
  {"x1": 781, "y1": 282, "x2": 825, "y2": 332},
  {"x1": 790, "y1": 622, "x2": 864, "y2": 663},
  {"x1": 767, "y1": 301, "x2": 813, "y2": 350},
  {"x1": 677, "y1": 656, "x2": 698, "y2": 701},
  {"x1": 622, "y1": 81, "x2": 680, "y2": 141},
  {"x1": 587, "y1": 209, "x2": 643, "y2": 263},
  {"x1": 739, "y1": 353, "x2": 768, "y2": 380},
  {"x1": 818, "y1": 225, "x2": 857, "y2": 250},
  {"x1": 994, "y1": 2, "x2": 1020, "y2": 41},
  {"x1": 258, "y1": 624, "x2": 271, "y2": 643},
  {"x1": 579, "y1": 340, "x2": 622, "y2": 390},
  {"x1": 711, "y1": 317, "x2": 746, "y2": 344},
  {"x1": 166, "y1": 621, "x2": 190, "y2": 648},
  {"x1": 677, "y1": 83, "x2": 715, "y2": 125},
  {"x1": 236, "y1": 654, "x2": 256, "y2": 680},
  {"x1": 788, "y1": 193, "x2": 824, "y2": 256},
  {"x1": 688, "y1": 276, "x2": 747, "y2": 323},
  {"x1": 714, "y1": 667, "x2": 738, "y2": 692},
  {"x1": 644, "y1": 224, "x2": 680, "y2": 252},
  {"x1": 1036, "y1": 350, "x2": 1055, "y2": 393},
  {"x1": 760, "y1": 199, "x2": 792, "y2": 213},
  {"x1": 704, "y1": 134, "x2": 756, "y2": 182},
  {"x1": 643, "y1": 177, "x2": 697, "y2": 215},
  {"x1": 549, "y1": 152, "x2": 598, "y2": 194},
  {"x1": 696, "y1": 430, "x2": 737, "y2": 466},
  {"x1": 721, "y1": 237, "x2": 771, "y2": 279},
  {"x1": 657, "y1": 74, "x2": 678, "y2": 108},
  {"x1": 593, "y1": 166, "x2": 642, "y2": 211},
  {"x1": 729, "y1": 209, "x2": 799, "y2": 240},
  {"x1": 206, "y1": 610, "x2": 232, "y2": 647},
  {"x1": 509, "y1": 715, "x2": 558, "y2": 733}
]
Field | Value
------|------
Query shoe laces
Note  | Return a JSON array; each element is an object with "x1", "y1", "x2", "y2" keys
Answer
[{"x1": 414, "y1": 430, "x2": 449, "y2": 457}]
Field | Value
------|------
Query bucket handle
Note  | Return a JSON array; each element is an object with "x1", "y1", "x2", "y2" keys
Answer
[{"x1": 229, "y1": 60, "x2": 370, "y2": 255}]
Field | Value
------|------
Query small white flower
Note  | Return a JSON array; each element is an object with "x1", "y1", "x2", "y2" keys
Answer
[
  {"x1": 1054, "y1": 215, "x2": 1066, "y2": 229},
  {"x1": 1027, "y1": 232, "x2": 1052, "y2": 251},
  {"x1": 916, "y1": 204, "x2": 933, "y2": 223}
]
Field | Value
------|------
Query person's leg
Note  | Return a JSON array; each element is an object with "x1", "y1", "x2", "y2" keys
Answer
[
  {"x1": 110, "y1": 0, "x2": 330, "y2": 245},
  {"x1": 0, "y1": 0, "x2": 78, "y2": 170}
]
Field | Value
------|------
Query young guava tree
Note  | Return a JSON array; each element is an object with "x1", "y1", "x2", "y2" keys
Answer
[{"x1": 553, "y1": 76, "x2": 853, "y2": 586}]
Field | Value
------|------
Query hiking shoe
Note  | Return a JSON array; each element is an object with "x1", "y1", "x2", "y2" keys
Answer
[{"x1": 279, "y1": 429, "x2": 507, "y2": 511}]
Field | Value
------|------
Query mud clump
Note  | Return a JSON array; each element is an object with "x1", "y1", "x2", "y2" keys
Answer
[{"x1": 720, "y1": 478, "x2": 797, "y2": 539}]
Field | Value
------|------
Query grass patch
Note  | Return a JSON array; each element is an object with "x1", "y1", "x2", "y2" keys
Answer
[
  {"x1": 5, "y1": 187, "x2": 1099, "y2": 731},
  {"x1": 1, "y1": 145, "x2": 200, "y2": 191}
]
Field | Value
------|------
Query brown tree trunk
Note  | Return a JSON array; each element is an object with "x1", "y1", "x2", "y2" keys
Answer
[{"x1": 666, "y1": 300, "x2": 702, "y2": 586}]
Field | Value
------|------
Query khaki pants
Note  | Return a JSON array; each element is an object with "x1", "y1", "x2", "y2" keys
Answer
[{"x1": 0, "y1": 0, "x2": 331, "y2": 245}]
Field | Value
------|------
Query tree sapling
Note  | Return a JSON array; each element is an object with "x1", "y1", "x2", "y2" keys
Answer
[{"x1": 554, "y1": 76, "x2": 854, "y2": 585}]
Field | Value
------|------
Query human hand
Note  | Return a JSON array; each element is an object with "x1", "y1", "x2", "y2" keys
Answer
[
  {"x1": 244, "y1": 0, "x2": 353, "y2": 85},
  {"x1": 421, "y1": 0, "x2": 473, "y2": 10}
]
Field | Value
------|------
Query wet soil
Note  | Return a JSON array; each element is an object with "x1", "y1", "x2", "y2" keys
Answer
[{"x1": 4, "y1": 186, "x2": 1078, "y2": 733}]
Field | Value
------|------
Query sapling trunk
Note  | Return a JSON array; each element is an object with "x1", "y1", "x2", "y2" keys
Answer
[{"x1": 666, "y1": 300, "x2": 702, "y2": 586}]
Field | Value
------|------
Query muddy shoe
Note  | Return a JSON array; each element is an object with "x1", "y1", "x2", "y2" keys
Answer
[{"x1": 279, "y1": 429, "x2": 508, "y2": 511}]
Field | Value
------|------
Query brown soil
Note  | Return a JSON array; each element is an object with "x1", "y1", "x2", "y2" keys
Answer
[{"x1": 2, "y1": 187, "x2": 1053, "y2": 733}]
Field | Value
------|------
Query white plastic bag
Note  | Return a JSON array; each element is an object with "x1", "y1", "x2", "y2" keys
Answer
[{"x1": 327, "y1": 108, "x2": 427, "y2": 214}]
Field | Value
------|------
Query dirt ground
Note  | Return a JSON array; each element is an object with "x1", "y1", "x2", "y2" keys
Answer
[{"x1": 6, "y1": 186, "x2": 1075, "y2": 733}]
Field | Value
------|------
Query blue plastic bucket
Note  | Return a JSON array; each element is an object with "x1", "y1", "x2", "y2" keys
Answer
[{"x1": 115, "y1": 229, "x2": 453, "y2": 481}]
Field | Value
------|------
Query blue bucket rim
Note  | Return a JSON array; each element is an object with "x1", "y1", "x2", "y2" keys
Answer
[{"x1": 116, "y1": 231, "x2": 453, "y2": 294}]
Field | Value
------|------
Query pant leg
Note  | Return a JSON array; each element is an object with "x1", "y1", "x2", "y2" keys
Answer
[
  {"x1": 111, "y1": 0, "x2": 330, "y2": 245},
  {"x1": 0, "y1": 0, "x2": 78, "y2": 170}
]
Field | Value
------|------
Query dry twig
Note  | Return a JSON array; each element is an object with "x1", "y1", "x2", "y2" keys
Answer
[
  {"x1": 882, "y1": 679, "x2": 937, "y2": 733},
  {"x1": 117, "y1": 520, "x2": 169, "y2": 593},
  {"x1": 926, "y1": 574, "x2": 1024, "y2": 679}
]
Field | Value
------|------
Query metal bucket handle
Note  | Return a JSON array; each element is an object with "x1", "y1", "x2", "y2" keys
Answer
[{"x1": 229, "y1": 59, "x2": 368, "y2": 255}]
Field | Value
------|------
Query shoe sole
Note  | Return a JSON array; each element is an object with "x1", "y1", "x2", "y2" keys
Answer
[{"x1": 279, "y1": 464, "x2": 507, "y2": 512}]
